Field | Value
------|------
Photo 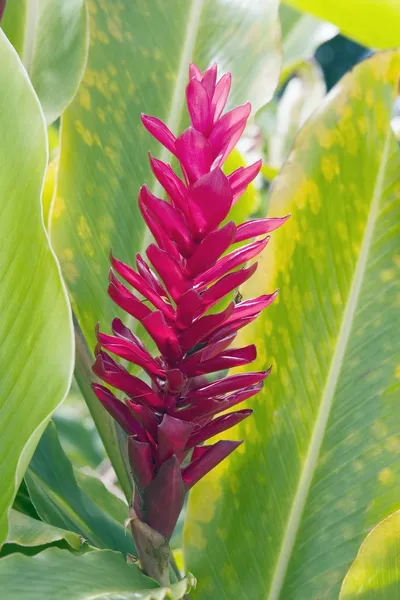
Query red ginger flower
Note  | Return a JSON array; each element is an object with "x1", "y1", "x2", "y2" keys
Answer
[{"x1": 92, "y1": 62, "x2": 288, "y2": 541}]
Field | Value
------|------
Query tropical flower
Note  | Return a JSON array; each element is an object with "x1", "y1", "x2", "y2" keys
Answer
[{"x1": 92, "y1": 62, "x2": 288, "y2": 540}]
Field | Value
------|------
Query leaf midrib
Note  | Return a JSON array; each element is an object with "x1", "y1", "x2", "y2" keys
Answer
[
  {"x1": 145, "y1": 0, "x2": 204, "y2": 232},
  {"x1": 267, "y1": 127, "x2": 392, "y2": 600}
]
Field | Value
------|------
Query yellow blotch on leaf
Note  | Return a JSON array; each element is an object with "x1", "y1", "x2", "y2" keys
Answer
[
  {"x1": 63, "y1": 262, "x2": 79, "y2": 285},
  {"x1": 321, "y1": 154, "x2": 339, "y2": 182},
  {"x1": 378, "y1": 467, "x2": 395, "y2": 485},
  {"x1": 52, "y1": 196, "x2": 65, "y2": 219},
  {"x1": 62, "y1": 248, "x2": 74, "y2": 261},
  {"x1": 107, "y1": 18, "x2": 123, "y2": 41},
  {"x1": 380, "y1": 268, "x2": 395, "y2": 282},
  {"x1": 79, "y1": 88, "x2": 91, "y2": 111}
]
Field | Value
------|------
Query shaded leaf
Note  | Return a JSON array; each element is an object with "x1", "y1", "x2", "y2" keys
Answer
[
  {"x1": 0, "y1": 29, "x2": 73, "y2": 546},
  {"x1": 184, "y1": 51, "x2": 400, "y2": 599},
  {"x1": 0, "y1": 547, "x2": 195, "y2": 599},
  {"x1": 25, "y1": 422, "x2": 135, "y2": 554}
]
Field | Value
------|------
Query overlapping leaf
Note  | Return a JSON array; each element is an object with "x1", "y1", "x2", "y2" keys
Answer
[
  {"x1": 184, "y1": 51, "x2": 400, "y2": 599},
  {"x1": 2, "y1": 0, "x2": 89, "y2": 123},
  {"x1": 25, "y1": 423, "x2": 135, "y2": 554},
  {"x1": 0, "y1": 547, "x2": 195, "y2": 599},
  {"x1": 0, "y1": 29, "x2": 74, "y2": 546},
  {"x1": 4, "y1": 510, "x2": 82, "y2": 552}
]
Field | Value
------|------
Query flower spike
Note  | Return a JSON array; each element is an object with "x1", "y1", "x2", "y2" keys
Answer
[{"x1": 92, "y1": 63, "x2": 287, "y2": 545}]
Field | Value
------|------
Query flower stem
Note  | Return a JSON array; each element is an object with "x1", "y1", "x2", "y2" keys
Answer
[{"x1": 129, "y1": 507, "x2": 171, "y2": 586}]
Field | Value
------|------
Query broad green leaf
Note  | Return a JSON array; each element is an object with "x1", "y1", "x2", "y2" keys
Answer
[
  {"x1": 0, "y1": 547, "x2": 195, "y2": 599},
  {"x1": 54, "y1": 412, "x2": 105, "y2": 469},
  {"x1": 73, "y1": 468, "x2": 129, "y2": 524},
  {"x1": 280, "y1": 4, "x2": 337, "y2": 77},
  {"x1": 25, "y1": 422, "x2": 135, "y2": 555},
  {"x1": 283, "y1": 0, "x2": 400, "y2": 49},
  {"x1": 2, "y1": 0, "x2": 89, "y2": 123},
  {"x1": 55, "y1": 379, "x2": 105, "y2": 469},
  {"x1": 0, "y1": 30, "x2": 73, "y2": 546},
  {"x1": 340, "y1": 510, "x2": 400, "y2": 600},
  {"x1": 12, "y1": 481, "x2": 39, "y2": 520},
  {"x1": 50, "y1": 0, "x2": 282, "y2": 499},
  {"x1": 184, "y1": 50, "x2": 400, "y2": 599},
  {"x1": 5, "y1": 509, "x2": 82, "y2": 551}
]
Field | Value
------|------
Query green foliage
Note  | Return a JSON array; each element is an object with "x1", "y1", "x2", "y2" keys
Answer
[
  {"x1": 4, "y1": 510, "x2": 82, "y2": 551},
  {"x1": 283, "y1": 0, "x2": 400, "y2": 48},
  {"x1": 340, "y1": 510, "x2": 400, "y2": 599},
  {"x1": 184, "y1": 50, "x2": 400, "y2": 599},
  {"x1": 0, "y1": 1, "x2": 399, "y2": 597},
  {"x1": 2, "y1": 0, "x2": 89, "y2": 123},
  {"x1": 0, "y1": 29, "x2": 74, "y2": 547},
  {"x1": 25, "y1": 423, "x2": 135, "y2": 554},
  {"x1": 0, "y1": 547, "x2": 195, "y2": 599}
]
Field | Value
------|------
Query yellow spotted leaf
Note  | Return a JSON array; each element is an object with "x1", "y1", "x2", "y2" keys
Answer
[{"x1": 184, "y1": 51, "x2": 400, "y2": 600}]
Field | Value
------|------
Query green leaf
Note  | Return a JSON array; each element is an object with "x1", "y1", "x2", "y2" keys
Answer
[
  {"x1": 50, "y1": 0, "x2": 282, "y2": 499},
  {"x1": 5, "y1": 509, "x2": 82, "y2": 551},
  {"x1": 25, "y1": 422, "x2": 135, "y2": 555},
  {"x1": 2, "y1": 0, "x2": 89, "y2": 123},
  {"x1": 0, "y1": 547, "x2": 195, "y2": 599},
  {"x1": 340, "y1": 510, "x2": 400, "y2": 600},
  {"x1": 282, "y1": 0, "x2": 400, "y2": 49},
  {"x1": 73, "y1": 467, "x2": 129, "y2": 524},
  {"x1": 184, "y1": 50, "x2": 400, "y2": 599},
  {"x1": 0, "y1": 29, "x2": 74, "y2": 546}
]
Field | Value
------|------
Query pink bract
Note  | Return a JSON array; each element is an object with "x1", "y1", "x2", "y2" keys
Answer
[{"x1": 92, "y1": 62, "x2": 288, "y2": 540}]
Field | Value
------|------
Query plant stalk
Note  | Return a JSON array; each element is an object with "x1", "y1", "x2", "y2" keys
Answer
[{"x1": 129, "y1": 507, "x2": 171, "y2": 586}]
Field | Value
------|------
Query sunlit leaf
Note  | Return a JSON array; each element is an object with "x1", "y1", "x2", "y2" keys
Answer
[
  {"x1": 0, "y1": 29, "x2": 73, "y2": 546},
  {"x1": 184, "y1": 50, "x2": 400, "y2": 599},
  {"x1": 340, "y1": 510, "x2": 400, "y2": 600},
  {"x1": 283, "y1": 0, "x2": 400, "y2": 49},
  {"x1": 2, "y1": 0, "x2": 89, "y2": 123},
  {"x1": 0, "y1": 547, "x2": 195, "y2": 599}
]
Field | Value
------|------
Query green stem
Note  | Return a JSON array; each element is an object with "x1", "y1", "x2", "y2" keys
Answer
[{"x1": 73, "y1": 313, "x2": 133, "y2": 501}]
